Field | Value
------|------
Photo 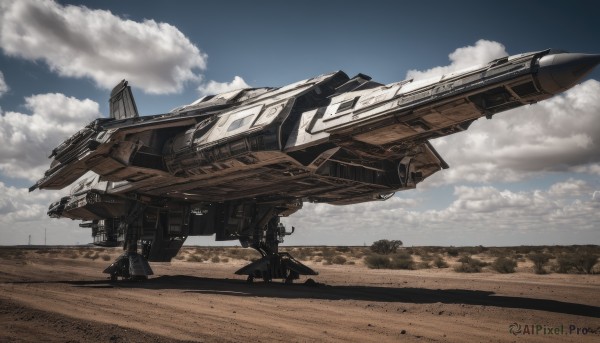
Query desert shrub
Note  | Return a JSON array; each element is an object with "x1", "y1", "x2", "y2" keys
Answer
[
  {"x1": 100, "y1": 254, "x2": 111, "y2": 261},
  {"x1": 331, "y1": 255, "x2": 347, "y2": 265},
  {"x1": 356, "y1": 248, "x2": 370, "y2": 259},
  {"x1": 313, "y1": 256, "x2": 323, "y2": 263},
  {"x1": 295, "y1": 248, "x2": 310, "y2": 261},
  {"x1": 417, "y1": 261, "x2": 431, "y2": 269},
  {"x1": 454, "y1": 256, "x2": 487, "y2": 273},
  {"x1": 336, "y1": 246, "x2": 350, "y2": 253},
  {"x1": 364, "y1": 254, "x2": 391, "y2": 269},
  {"x1": 186, "y1": 255, "x2": 203, "y2": 262},
  {"x1": 491, "y1": 257, "x2": 517, "y2": 273},
  {"x1": 433, "y1": 256, "x2": 449, "y2": 268},
  {"x1": 446, "y1": 247, "x2": 459, "y2": 257},
  {"x1": 391, "y1": 252, "x2": 415, "y2": 270},
  {"x1": 211, "y1": 256, "x2": 221, "y2": 263},
  {"x1": 461, "y1": 245, "x2": 488, "y2": 255},
  {"x1": 528, "y1": 253, "x2": 552, "y2": 274},
  {"x1": 415, "y1": 250, "x2": 433, "y2": 262},
  {"x1": 346, "y1": 261, "x2": 356, "y2": 265},
  {"x1": 556, "y1": 251, "x2": 598, "y2": 274},
  {"x1": 221, "y1": 258, "x2": 229, "y2": 263},
  {"x1": 322, "y1": 247, "x2": 335, "y2": 258},
  {"x1": 370, "y1": 239, "x2": 403, "y2": 255}
]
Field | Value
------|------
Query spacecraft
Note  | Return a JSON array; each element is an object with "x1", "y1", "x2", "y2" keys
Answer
[{"x1": 31, "y1": 49, "x2": 600, "y2": 282}]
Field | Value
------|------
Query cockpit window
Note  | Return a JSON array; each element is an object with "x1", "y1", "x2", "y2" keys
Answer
[{"x1": 227, "y1": 114, "x2": 254, "y2": 132}]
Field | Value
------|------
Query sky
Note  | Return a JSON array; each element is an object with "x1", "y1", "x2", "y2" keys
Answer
[{"x1": 0, "y1": 0, "x2": 599, "y2": 247}]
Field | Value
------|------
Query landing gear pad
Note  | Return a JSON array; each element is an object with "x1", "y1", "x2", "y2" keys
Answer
[
  {"x1": 235, "y1": 252, "x2": 317, "y2": 283},
  {"x1": 103, "y1": 252, "x2": 153, "y2": 281}
]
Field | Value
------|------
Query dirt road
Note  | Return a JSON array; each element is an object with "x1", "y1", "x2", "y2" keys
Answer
[{"x1": 0, "y1": 248, "x2": 598, "y2": 342}]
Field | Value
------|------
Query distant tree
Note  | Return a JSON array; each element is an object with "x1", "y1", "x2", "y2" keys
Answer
[
  {"x1": 557, "y1": 251, "x2": 598, "y2": 274},
  {"x1": 370, "y1": 239, "x2": 403, "y2": 255}
]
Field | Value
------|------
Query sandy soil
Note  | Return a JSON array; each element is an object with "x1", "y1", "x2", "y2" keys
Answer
[{"x1": 0, "y1": 247, "x2": 598, "y2": 342}]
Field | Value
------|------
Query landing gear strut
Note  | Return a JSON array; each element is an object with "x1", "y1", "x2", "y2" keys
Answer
[
  {"x1": 103, "y1": 203, "x2": 154, "y2": 281},
  {"x1": 235, "y1": 217, "x2": 317, "y2": 283}
]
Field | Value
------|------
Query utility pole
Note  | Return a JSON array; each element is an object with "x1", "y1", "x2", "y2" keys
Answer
[
  {"x1": 45, "y1": 228, "x2": 47, "y2": 246},
  {"x1": 28, "y1": 234, "x2": 31, "y2": 245}
]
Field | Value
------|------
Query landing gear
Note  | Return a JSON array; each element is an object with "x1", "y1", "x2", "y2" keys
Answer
[
  {"x1": 235, "y1": 217, "x2": 317, "y2": 283},
  {"x1": 103, "y1": 203, "x2": 153, "y2": 281},
  {"x1": 104, "y1": 251, "x2": 153, "y2": 281}
]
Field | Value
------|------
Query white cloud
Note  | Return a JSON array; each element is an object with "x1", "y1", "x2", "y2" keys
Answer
[
  {"x1": 0, "y1": 181, "x2": 87, "y2": 245},
  {"x1": 282, "y1": 180, "x2": 600, "y2": 246},
  {"x1": 402, "y1": 40, "x2": 600, "y2": 185},
  {"x1": 548, "y1": 178, "x2": 588, "y2": 196},
  {"x1": 197, "y1": 76, "x2": 250, "y2": 96},
  {"x1": 0, "y1": 93, "x2": 100, "y2": 181},
  {"x1": 426, "y1": 79, "x2": 600, "y2": 185},
  {"x1": 406, "y1": 40, "x2": 507, "y2": 81},
  {"x1": 0, "y1": 70, "x2": 7, "y2": 96},
  {"x1": 0, "y1": 0, "x2": 207, "y2": 94}
]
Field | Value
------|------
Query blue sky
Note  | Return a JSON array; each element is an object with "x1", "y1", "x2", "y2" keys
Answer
[{"x1": 0, "y1": 0, "x2": 599, "y2": 246}]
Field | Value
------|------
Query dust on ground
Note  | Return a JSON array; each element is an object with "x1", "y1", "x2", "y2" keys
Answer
[{"x1": 0, "y1": 247, "x2": 598, "y2": 342}]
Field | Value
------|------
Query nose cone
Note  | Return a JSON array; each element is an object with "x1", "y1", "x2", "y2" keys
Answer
[{"x1": 537, "y1": 53, "x2": 600, "y2": 94}]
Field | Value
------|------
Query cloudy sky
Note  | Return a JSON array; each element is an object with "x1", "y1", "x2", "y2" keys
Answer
[{"x1": 0, "y1": 0, "x2": 599, "y2": 246}]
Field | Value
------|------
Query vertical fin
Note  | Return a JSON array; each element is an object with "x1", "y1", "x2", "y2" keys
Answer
[{"x1": 109, "y1": 80, "x2": 139, "y2": 120}]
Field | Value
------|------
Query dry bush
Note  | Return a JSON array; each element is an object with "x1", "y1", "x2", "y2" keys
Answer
[
  {"x1": 446, "y1": 247, "x2": 459, "y2": 257},
  {"x1": 528, "y1": 252, "x2": 552, "y2": 274},
  {"x1": 454, "y1": 256, "x2": 488, "y2": 273},
  {"x1": 294, "y1": 248, "x2": 311, "y2": 261},
  {"x1": 335, "y1": 246, "x2": 350, "y2": 253},
  {"x1": 556, "y1": 251, "x2": 598, "y2": 274},
  {"x1": 211, "y1": 256, "x2": 220, "y2": 263},
  {"x1": 331, "y1": 255, "x2": 346, "y2": 265},
  {"x1": 186, "y1": 255, "x2": 204, "y2": 262},
  {"x1": 419, "y1": 253, "x2": 434, "y2": 262},
  {"x1": 488, "y1": 247, "x2": 513, "y2": 258},
  {"x1": 365, "y1": 251, "x2": 414, "y2": 270},
  {"x1": 491, "y1": 257, "x2": 517, "y2": 273},
  {"x1": 392, "y1": 252, "x2": 415, "y2": 270},
  {"x1": 221, "y1": 258, "x2": 229, "y2": 263},
  {"x1": 321, "y1": 247, "x2": 335, "y2": 258},
  {"x1": 417, "y1": 261, "x2": 431, "y2": 269},
  {"x1": 364, "y1": 254, "x2": 391, "y2": 269},
  {"x1": 313, "y1": 256, "x2": 323, "y2": 263},
  {"x1": 346, "y1": 247, "x2": 367, "y2": 259},
  {"x1": 433, "y1": 255, "x2": 449, "y2": 268},
  {"x1": 101, "y1": 254, "x2": 111, "y2": 261}
]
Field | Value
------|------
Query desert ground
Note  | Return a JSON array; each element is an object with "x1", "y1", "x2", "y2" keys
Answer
[{"x1": 0, "y1": 246, "x2": 598, "y2": 342}]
